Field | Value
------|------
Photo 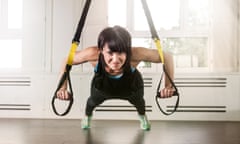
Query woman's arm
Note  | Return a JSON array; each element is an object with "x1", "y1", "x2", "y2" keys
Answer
[
  {"x1": 57, "y1": 46, "x2": 99, "y2": 100},
  {"x1": 72, "y1": 46, "x2": 99, "y2": 65},
  {"x1": 131, "y1": 47, "x2": 161, "y2": 65},
  {"x1": 132, "y1": 47, "x2": 175, "y2": 97}
]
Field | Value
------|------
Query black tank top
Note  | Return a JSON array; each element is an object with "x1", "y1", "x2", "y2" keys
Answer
[{"x1": 91, "y1": 59, "x2": 144, "y2": 98}]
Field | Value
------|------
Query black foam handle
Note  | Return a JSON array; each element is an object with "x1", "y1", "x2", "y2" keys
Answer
[{"x1": 157, "y1": 90, "x2": 179, "y2": 98}]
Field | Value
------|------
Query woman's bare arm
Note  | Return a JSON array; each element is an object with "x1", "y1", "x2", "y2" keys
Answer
[
  {"x1": 72, "y1": 46, "x2": 99, "y2": 65},
  {"x1": 132, "y1": 47, "x2": 175, "y2": 97},
  {"x1": 57, "y1": 46, "x2": 99, "y2": 100},
  {"x1": 131, "y1": 47, "x2": 161, "y2": 64}
]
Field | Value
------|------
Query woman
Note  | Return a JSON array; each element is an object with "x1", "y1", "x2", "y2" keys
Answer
[{"x1": 57, "y1": 26, "x2": 175, "y2": 131}]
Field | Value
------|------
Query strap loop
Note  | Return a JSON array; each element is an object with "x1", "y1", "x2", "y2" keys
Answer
[
  {"x1": 52, "y1": 0, "x2": 92, "y2": 116},
  {"x1": 141, "y1": 0, "x2": 180, "y2": 115}
]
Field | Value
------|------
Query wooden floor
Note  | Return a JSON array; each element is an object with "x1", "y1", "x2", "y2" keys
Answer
[{"x1": 0, "y1": 119, "x2": 240, "y2": 144}]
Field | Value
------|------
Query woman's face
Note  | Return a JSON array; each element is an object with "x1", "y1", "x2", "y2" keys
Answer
[{"x1": 102, "y1": 44, "x2": 127, "y2": 73}]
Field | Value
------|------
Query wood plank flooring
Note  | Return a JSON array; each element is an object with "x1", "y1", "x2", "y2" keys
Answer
[{"x1": 0, "y1": 119, "x2": 240, "y2": 144}]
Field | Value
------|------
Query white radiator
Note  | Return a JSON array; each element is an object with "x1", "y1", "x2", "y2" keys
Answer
[
  {"x1": 0, "y1": 73, "x2": 239, "y2": 121},
  {"x1": 168, "y1": 77, "x2": 227, "y2": 113},
  {"x1": 151, "y1": 74, "x2": 240, "y2": 121},
  {"x1": 0, "y1": 76, "x2": 32, "y2": 117}
]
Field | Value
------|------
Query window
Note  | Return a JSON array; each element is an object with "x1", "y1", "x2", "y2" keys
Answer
[
  {"x1": 0, "y1": 0, "x2": 23, "y2": 69},
  {"x1": 133, "y1": 0, "x2": 180, "y2": 31},
  {"x1": 108, "y1": 0, "x2": 210, "y2": 72},
  {"x1": 108, "y1": 0, "x2": 127, "y2": 27}
]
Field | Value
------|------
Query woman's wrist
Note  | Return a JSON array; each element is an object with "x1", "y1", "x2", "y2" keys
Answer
[{"x1": 165, "y1": 84, "x2": 173, "y2": 89}]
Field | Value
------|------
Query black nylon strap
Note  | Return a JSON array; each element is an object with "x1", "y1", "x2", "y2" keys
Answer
[
  {"x1": 140, "y1": 0, "x2": 159, "y2": 40},
  {"x1": 140, "y1": 0, "x2": 180, "y2": 115},
  {"x1": 52, "y1": 0, "x2": 92, "y2": 116},
  {"x1": 72, "y1": 0, "x2": 92, "y2": 43}
]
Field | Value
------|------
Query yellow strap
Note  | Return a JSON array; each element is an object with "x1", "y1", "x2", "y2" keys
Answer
[
  {"x1": 154, "y1": 38, "x2": 164, "y2": 64},
  {"x1": 67, "y1": 42, "x2": 79, "y2": 65}
]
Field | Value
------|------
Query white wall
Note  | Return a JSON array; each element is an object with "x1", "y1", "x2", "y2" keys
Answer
[{"x1": 21, "y1": 0, "x2": 46, "y2": 73}]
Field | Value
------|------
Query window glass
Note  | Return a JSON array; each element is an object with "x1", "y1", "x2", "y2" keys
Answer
[
  {"x1": 108, "y1": 0, "x2": 126, "y2": 27},
  {"x1": 187, "y1": 0, "x2": 209, "y2": 29},
  {"x1": 133, "y1": 0, "x2": 180, "y2": 31},
  {"x1": 0, "y1": 0, "x2": 22, "y2": 69},
  {"x1": 0, "y1": 0, "x2": 1, "y2": 19},
  {"x1": 8, "y1": 0, "x2": 23, "y2": 29},
  {"x1": 162, "y1": 37, "x2": 208, "y2": 68}
]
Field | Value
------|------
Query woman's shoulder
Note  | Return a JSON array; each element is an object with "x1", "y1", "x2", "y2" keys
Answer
[
  {"x1": 131, "y1": 47, "x2": 161, "y2": 63},
  {"x1": 78, "y1": 46, "x2": 99, "y2": 66}
]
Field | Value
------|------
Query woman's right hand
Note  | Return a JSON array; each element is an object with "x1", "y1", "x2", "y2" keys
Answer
[{"x1": 56, "y1": 88, "x2": 71, "y2": 100}]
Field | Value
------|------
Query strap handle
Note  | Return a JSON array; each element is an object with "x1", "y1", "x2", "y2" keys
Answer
[
  {"x1": 156, "y1": 67, "x2": 179, "y2": 115},
  {"x1": 141, "y1": 0, "x2": 179, "y2": 115},
  {"x1": 52, "y1": 65, "x2": 74, "y2": 116},
  {"x1": 52, "y1": 0, "x2": 92, "y2": 116}
]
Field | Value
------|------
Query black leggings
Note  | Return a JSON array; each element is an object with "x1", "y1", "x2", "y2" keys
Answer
[{"x1": 85, "y1": 87, "x2": 146, "y2": 116}]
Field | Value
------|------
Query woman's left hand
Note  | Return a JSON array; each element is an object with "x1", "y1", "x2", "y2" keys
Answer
[{"x1": 159, "y1": 87, "x2": 175, "y2": 98}]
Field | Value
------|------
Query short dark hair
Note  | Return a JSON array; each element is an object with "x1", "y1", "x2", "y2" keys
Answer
[{"x1": 97, "y1": 26, "x2": 132, "y2": 73}]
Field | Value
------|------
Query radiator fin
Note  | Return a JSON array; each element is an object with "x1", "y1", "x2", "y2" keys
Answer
[
  {"x1": 143, "y1": 77, "x2": 152, "y2": 88},
  {"x1": 0, "y1": 104, "x2": 31, "y2": 111},
  {"x1": 166, "y1": 105, "x2": 226, "y2": 113},
  {"x1": 95, "y1": 105, "x2": 152, "y2": 112},
  {"x1": 174, "y1": 77, "x2": 227, "y2": 87},
  {"x1": 0, "y1": 77, "x2": 31, "y2": 86}
]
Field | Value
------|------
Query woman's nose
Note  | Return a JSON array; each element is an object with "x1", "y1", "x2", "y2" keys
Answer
[{"x1": 112, "y1": 53, "x2": 119, "y2": 61}]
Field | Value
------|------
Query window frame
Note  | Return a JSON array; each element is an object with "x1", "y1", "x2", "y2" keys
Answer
[{"x1": 108, "y1": 0, "x2": 210, "y2": 73}]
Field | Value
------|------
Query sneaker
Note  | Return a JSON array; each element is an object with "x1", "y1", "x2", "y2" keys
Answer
[
  {"x1": 139, "y1": 115, "x2": 151, "y2": 131},
  {"x1": 81, "y1": 115, "x2": 92, "y2": 129}
]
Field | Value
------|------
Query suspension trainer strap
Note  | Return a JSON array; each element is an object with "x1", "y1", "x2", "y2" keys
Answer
[
  {"x1": 52, "y1": 0, "x2": 92, "y2": 116},
  {"x1": 141, "y1": 0, "x2": 179, "y2": 115}
]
